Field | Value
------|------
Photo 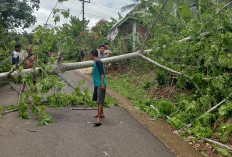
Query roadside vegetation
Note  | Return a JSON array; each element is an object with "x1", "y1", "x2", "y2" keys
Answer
[{"x1": 106, "y1": 0, "x2": 232, "y2": 156}]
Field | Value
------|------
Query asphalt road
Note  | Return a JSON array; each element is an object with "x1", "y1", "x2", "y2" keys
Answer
[{"x1": 0, "y1": 71, "x2": 175, "y2": 157}]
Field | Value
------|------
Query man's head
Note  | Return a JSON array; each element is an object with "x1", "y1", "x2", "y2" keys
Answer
[
  {"x1": 27, "y1": 46, "x2": 33, "y2": 55},
  {"x1": 99, "y1": 45, "x2": 105, "y2": 54},
  {"x1": 105, "y1": 42, "x2": 110, "y2": 49},
  {"x1": 90, "y1": 49, "x2": 98, "y2": 60},
  {"x1": 15, "y1": 44, "x2": 21, "y2": 52}
]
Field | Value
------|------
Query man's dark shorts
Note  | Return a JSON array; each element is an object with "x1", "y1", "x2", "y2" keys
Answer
[{"x1": 93, "y1": 87, "x2": 106, "y2": 104}]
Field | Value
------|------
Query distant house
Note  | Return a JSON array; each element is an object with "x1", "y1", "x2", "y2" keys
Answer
[{"x1": 107, "y1": 7, "x2": 147, "y2": 52}]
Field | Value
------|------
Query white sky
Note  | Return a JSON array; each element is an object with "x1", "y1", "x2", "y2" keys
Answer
[{"x1": 18, "y1": 0, "x2": 131, "y2": 33}]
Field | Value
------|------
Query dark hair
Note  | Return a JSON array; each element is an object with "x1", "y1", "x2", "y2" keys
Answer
[
  {"x1": 90, "y1": 49, "x2": 98, "y2": 57},
  {"x1": 105, "y1": 42, "x2": 109, "y2": 45},
  {"x1": 99, "y1": 45, "x2": 105, "y2": 49},
  {"x1": 15, "y1": 44, "x2": 21, "y2": 48}
]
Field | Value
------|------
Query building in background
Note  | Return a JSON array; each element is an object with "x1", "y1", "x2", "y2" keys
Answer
[{"x1": 107, "y1": 5, "x2": 147, "y2": 52}]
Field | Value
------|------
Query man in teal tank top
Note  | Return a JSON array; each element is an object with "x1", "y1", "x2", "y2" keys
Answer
[{"x1": 90, "y1": 49, "x2": 107, "y2": 126}]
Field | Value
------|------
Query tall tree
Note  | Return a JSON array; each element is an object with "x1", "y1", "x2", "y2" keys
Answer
[{"x1": 0, "y1": 0, "x2": 40, "y2": 29}]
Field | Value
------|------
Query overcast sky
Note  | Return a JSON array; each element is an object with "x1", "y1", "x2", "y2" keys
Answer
[{"x1": 21, "y1": 0, "x2": 131, "y2": 32}]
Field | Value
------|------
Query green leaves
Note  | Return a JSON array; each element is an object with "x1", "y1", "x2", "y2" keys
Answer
[
  {"x1": 61, "y1": 10, "x2": 70, "y2": 19},
  {"x1": 215, "y1": 147, "x2": 231, "y2": 157},
  {"x1": 47, "y1": 93, "x2": 71, "y2": 108},
  {"x1": 0, "y1": 0, "x2": 40, "y2": 28},
  {"x1": 54, "y1": 16, "x2": 61, "y2": 24},
  {"x1": 192, "y1": 123, "x2": 212, "y2": 138},
  {"x1": 218, "y1": 102, "x2": 232, "y2": 119},
  {"x1": 212, "y1": 77, "x2": 225, "y2": 91},
  {"x1": 168, "y1": 117, "x2": 183, "y2": 129},
  {"x1": 18, "y1": 95, "x2": 30, "y2": 119},
  {"x1": 217, "y1": 123, "x2": 232, "y2": 143},
  {"x1": 181, "y1": 4, "x2": 192, "y2": 21},
  {"x1": 39, "y1": 76, "x2": 64, "y2": 94}
]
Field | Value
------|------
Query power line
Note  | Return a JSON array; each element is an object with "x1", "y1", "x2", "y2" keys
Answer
[
  {"x1": 79, "y1": 0, "x2": 90, "y2": 30},
  {"x1": 85, "y1": 13, "x2": 113, "y2": 19}
]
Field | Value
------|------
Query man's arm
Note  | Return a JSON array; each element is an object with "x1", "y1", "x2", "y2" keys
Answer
[
  {"x1": 100, "y1": 74, "x2": 105, "y2": 90},
  {"x1": 32, "y1": 56, "x2": 38, "y2": 66}
]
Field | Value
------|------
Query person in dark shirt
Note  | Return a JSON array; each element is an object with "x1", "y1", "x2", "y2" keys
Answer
[
  {"x1": 12, "y1": 44, "x2": 21, "y2": 65},
  {"x1": 90, "y1": 49, "x2": 107, "y2": 126}
]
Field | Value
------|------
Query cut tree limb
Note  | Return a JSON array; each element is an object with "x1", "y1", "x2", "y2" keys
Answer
[
  {"x1": 217, "y1": 1, "x2": 232, "y2": 14},
  {"x1": 204, "y1": 138, "x2": 232, "y2": 151},
  {"x1": 25, "y1": 128, "x2": 37, "y2": 132},
  {"x1": 139, "y1": 54, "x2": 182, "y2": 75},
  {"x1": 2, "y1": 109, "x2": 18, "y2": 115},
  {"x1": 206, "y1": 92, "x2": 232, "y2": 114}
]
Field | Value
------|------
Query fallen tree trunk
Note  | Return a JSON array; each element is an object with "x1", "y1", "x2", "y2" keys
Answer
[
  {"x1": 0, "y1": 50, "x2": 152, "y2": 82},
  {"x1": 61, "y1": 50, "x2": 152, "y2": 72}
]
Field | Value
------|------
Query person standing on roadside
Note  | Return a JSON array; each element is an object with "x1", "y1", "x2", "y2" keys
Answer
[
  {"x1": 12, "y1": 44, "x2": 21, "y2": 65},
  {"x1": 92, "y1": 45, "x2": 107, "y2": 74},
  {"x1": 90, "y1": 49, "x2": 107, "y2": 126},
  {"x1": 98, "y1": 45, "x2": 107, "y2": 59}
]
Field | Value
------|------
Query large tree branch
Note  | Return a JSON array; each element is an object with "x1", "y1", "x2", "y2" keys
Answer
[
  {"x1": 0, "y1": 50, "x2": 152, "y2": 82},
  {"x1": 217, "y1": 1, "x2": 232, "y2": 14},
  {"x1": 139, "y1": 53, "x2": 182, "y2": 75}
]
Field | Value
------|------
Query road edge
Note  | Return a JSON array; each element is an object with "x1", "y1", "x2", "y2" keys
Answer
[{"x1": 77, "y1": 71, "x2": 202, "y2": 157}]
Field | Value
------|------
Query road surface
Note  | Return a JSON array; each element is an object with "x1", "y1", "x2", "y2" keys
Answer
[{"x1": 0, "y1": 71, "x2": 176, "y2": 157}]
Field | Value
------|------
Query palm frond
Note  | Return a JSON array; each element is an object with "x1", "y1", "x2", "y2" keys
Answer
[{"x1": 121, "y1": 3, "x2": 137, "y2": 12}]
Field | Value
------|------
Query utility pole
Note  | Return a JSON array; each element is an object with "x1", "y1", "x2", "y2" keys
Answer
[{"x1": 79, "y1": 0, "x2": 90, "y2": 30}]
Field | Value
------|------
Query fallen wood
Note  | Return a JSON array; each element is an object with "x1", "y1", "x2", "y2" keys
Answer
[
  {"x1": 61, "y1": 50, "x2": 152, "y2": 72},
  {"x1": 206, "y1": 92, "x2": 232, "y2": 113},
  {"x1": 139, "y1": 54, "x2": 183, "y2": 76},
  {"x1": 204, "y1": 138, "x2": 232, "y2": 151},
  {"x1": 2, "y1": 109, "x2": 18, "y2": 115},
  {"x1": 72, "y1": 107, "x2": 97, "y2": 110},
  {"x1": 174, "y1": 129, "x2": 232, "y2": 151},
  {"x1": 217, "y1": 1, "x2": 232, "y2": 14},
  {"x1": 178, "y1": 32, "x2": 211, "y2": 42},
  {"x1": 0, "y1": 50, "x2": 152, "y2": 82},
  {"x1": 25, "y1": 128, "x2": 37, "y2": 132},
  {"x1": 139, "y1": 54, "x2": 220, "y2": 81},
  {"x1": 197, "y1": 92, "x2": 232, "y2": 118},
  {"x1": 150, "y1": 105, "x2": 160, "y2": 114}
]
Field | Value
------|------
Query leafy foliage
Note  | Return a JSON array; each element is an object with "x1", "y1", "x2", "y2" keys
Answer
[{"x1": 0, "y1": 0, "x2": 40, "y2": 29}]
